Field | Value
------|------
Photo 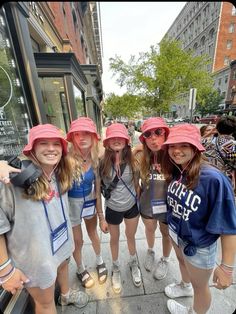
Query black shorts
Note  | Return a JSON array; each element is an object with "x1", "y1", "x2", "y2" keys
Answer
[
  {"x1": 140, "y1": 212, "x2": 167, "y2": 224},
  {"x1": 105, "y1": 203, "x2": 139, "y2": 225}
]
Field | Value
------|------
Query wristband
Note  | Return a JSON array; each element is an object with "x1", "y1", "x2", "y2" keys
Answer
[
  {"x1": 0, "y1": 258, "x2": 11, "y2": 271},
  {"x1": 0, "y1": 267, "x2": 16, "y2": 285}
]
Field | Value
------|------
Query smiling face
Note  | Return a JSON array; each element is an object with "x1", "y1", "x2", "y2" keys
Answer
[
  {"x1": 33, "y1": 138, "x2": 62, "y2": 170},
  {"x1": 108, "y1": 137, "x2": 126, "y2": 152},
  {"x1": 72, "y1": 131, "x2": 93, "y2": 152},
  {"x1": 168, "y1": 143, "x2": 195, "y2": 169},
  {"x1": 144, "y1": 128, "x2": 166, "y2": 152}
]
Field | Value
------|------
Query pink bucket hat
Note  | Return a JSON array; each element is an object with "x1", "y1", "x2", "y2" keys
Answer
[
  {"x1": 161, "y1": 124, "x2": 205, "y2": 152},
  {"x1": 23, "y1": 124, "x2": 68, "y2": 156},
  {"x1": 66, "y1": 117, "x2": 100, "y2": 142},
  {"x1": 139, "y1": 117, "x2": 170, "y2": 143},
  {"x1": 103, "y1": 123, "x2": 130, "y2": 147}
]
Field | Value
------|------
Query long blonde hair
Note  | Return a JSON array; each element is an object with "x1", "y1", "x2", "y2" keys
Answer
[
  {"x1": 23, "y1": 154, "x2": 74, "y2": 201},
  {"x1": 68, "y1": 133, "x2": 99, "y2": 180}
]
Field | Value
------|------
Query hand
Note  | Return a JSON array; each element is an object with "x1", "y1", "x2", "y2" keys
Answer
[
  {"x1": 0, "y1": 162, "x2": 21, "y2": 184},
  {"x1": 2, "y1": 268, "x2": 30, "y2": 294},
  {"x1": 212, "y1": 265, "x2": 233, "y2": 290},
  {"x1": 99, "y1": 219, "x2": 109, "y2": 233}
]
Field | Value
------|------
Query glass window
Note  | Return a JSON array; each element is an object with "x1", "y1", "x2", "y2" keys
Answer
[
  {"x1": 73, "y1": 84, "x2": 85, "y2": 117},
  {"x1": 226, "y1": 40, "x2": 232, "y2": 49},
  {"x1": 0, "y1": 7, "x2": 32, "y2": 159},
  {"x1": 229, "y1": 23, "x2": 235, "y2": 33},
  {"x1": 232, "y1": 5, "x2": 236, "y2": 16},
  {"x1": 39, "y1": 77, "x2": 70, "y2": 132}
]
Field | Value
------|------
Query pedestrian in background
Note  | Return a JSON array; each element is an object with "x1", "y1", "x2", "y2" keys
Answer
[
  {"x1": 66, "y1": 117, "x2": 108, "y2": 288},
  {"x1": 99, "y1": 123, "x2": 141, "y2": 293},
  {"x1": 134, "y1": 117, "x2": 173, "y2": 280},
  {"x1": 0, "y1": 124, "x2": 89, "y2": 313},
  {"x1": 161, "y1": 123, "x2": 236, "y2": 314},
  {"x1": 128, "y1": 120, "x2": 135, "y2": 147}
]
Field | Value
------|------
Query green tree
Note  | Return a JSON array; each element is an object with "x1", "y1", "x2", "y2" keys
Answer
[
  {"x1": 195, "y1": 89, "x2": 224, "y2": 116},
  {"x1": 103, "y1": 92, "x2": 141, "y2": 119},
  {"x1": 109, "y1": 38, "x2": 215, "y2": 114}
]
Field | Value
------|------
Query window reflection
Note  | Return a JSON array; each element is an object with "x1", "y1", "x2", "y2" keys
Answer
[
  {"x1": 39, "y1": 77, "x2": 70, "y2": 132},
  {"x1": 0, "y1": 7, "x2": 31, "y2": 159},
  {"x1": 73, "y1": 84, "x2": 85, "y2": 117}
]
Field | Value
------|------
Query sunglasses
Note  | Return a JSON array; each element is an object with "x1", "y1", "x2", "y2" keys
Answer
[{"x1": 143, "y1": 128, "x2": 165, "y2": 139}]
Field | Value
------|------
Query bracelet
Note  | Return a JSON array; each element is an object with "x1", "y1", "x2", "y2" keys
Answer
[
  {"x1": 0, "y1": 267, "x2": 16, "y2": 285},
  {"x1": 219, "y1": 265, "x2": 233, "y2": 276},
  {"x1": 221, "y1": 262, "x2": 236, "y2": 269},
  {"x1": 0, "y1": 266, "x2": 14, "y2": 279},
  {"x1": 0, "y1": 258, "x2": 11, "y2": 271}
]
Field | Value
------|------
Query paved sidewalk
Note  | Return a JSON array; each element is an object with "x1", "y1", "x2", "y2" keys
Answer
[{"x1": 57, "y1": 217, "x2": 236, "y2": 314}]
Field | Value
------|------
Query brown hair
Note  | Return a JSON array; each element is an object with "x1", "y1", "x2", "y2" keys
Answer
[
  {"x1": 100, "y1": 144, "x2": 134, "y2": 179},
  {"x1": 161, "y1": 146, "x2": 206, "y2": 190}
]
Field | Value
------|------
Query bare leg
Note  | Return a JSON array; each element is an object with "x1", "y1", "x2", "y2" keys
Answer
[
  {"x1": 159, "y1": 222, "x2": 172, "y2": 257},
  {"x1": 142, "y1": 217, "x2": 158, "y2": 248},
  {"x1": 109, "y1": 224, "x2": 120, "y2": 261},
  {"x1": 27, "y1": 285, "x2": 56, "y2": 314},
  {"x1": 124, "y1": 216, "x2": 139, "y2": 255},
  {"x1": 185, "y1": 259, "x2": 213, "y2": 314},
  {"x1": 72, "y1": 225, "x2": 83, "y2": 267},
  {"x1": 84, "y1": 215, "x2": 101, "y2": 255},
  {"x1": 57, "y1": 260, "x2": 70, "y2": 295},
  {"x1": 172, "y1": 241, "x2": 191, "y2": 283}
]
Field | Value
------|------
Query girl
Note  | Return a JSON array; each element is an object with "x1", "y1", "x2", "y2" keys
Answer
[
  {"x1": 0, "y1": 124, "x2": 89, "y2": 314},
  {"x1": 161, "y1": 123, "x2": 236, "y2": 314},
  {"x1": 66, "y1": 117, "x2": 108, "y2": 288},
  {"x1": 100, "y1": 123, "x2": 141, "y2": 293},
  {"x1": 135, "y1": 117, "x2": 172, "y2": 280}
]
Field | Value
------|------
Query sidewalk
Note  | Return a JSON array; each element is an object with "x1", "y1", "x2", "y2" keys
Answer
[
  {"x1": 57, "y1": 215, "x2": 236, "y2": 314},
  {"x1": 56, "y1": 127, "x2": 236, "y2": 314}
]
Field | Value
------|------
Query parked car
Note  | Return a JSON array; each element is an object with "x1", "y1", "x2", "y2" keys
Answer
[{"x1": 198, "y1": 115, "x2": 220, "y2": 124}]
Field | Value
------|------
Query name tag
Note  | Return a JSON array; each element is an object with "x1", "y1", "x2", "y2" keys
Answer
[
  {"x1": 81, "y1": 199, "x2": 96, "y2": 218},
  {"x1": 169, "y1": 226, "x2": 178, "y2": 245},
  {"x1": 51, "y1": 221, "x2": 68, "y2": 255},
  {"x1": 151, "y1": 199, "x2": 167, "y2": 214}
]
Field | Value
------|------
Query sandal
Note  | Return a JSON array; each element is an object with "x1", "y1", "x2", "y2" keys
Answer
[
  {"x1": 76, "y1": 269, "x2": 95, "y2": 288},
  {"x1": 96, "y1": 262, "x2": 108, "y2": 284}
]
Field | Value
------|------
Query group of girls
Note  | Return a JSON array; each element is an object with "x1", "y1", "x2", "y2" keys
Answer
[{"x1": 0, "y1": 116, "x2": 235, "y2": 314}]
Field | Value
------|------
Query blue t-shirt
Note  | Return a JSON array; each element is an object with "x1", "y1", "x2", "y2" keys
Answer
[
  {"x1": 68, "y1": 167, "x2": 95, "y2": 198},
  {"x1": 167, "y1": 165, "x2": 236, "y2": 247}
]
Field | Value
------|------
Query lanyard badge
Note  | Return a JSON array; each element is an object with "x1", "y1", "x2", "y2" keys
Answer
[
  {"x1": 81, "y1": 199, "x2": 96, "y2": 218},
  {"x1": 50, "y1": 221, "x2": 68, "y2": 254},
  {"x1": 151, "y1": 199, "x2": 167, "y2": 215}
]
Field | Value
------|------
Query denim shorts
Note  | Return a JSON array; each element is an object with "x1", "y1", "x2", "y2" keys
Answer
[{"x1": 178, "y1": 238, "x2": 217, "y2": 270}]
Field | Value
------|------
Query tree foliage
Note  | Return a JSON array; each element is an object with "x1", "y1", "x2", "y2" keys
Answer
[
  {"x1": 195, "y1": 89, "x2": 224, "y2": 116},
  {"x1": 109, "y1": 38, "x2": 215, "y2": 114}
]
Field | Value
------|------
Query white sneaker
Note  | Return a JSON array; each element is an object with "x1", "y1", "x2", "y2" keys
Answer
[
  {"x1": 129, "y1": 259, "x2": 142, "y2": 287},
  {"x1": 167, "y1": 300, "x2": 193, "y2": 314},
  {"x1": 58, "y1": 288, "x2": 89, "y2": 308},
  {"x1": 153, "y1": 257, "x2": 169, "y2": 280},
  {"x1": 144, "y1": 249, "x2": 155, "y2": 271},
  {"x1": 165, "y1": 282, "x2": 193, "y2": 299},
  {"x1": 112, "y1": 265, "x2": 122, "y2": 294}
]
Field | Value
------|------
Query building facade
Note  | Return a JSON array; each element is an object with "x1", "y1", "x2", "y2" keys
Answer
[
  {"x1": 163, "y1": 2, "x2": 236, "y2": 117},
  {"x1": 0, "y1": 1, "x2": 103, "y2": 162}
]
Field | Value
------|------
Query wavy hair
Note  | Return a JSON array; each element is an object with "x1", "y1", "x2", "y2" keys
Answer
[{"x1": 23, "y1": 154, "x2": 74, "y2": 201}]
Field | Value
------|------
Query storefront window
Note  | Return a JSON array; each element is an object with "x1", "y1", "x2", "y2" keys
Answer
[
  {"x1": 39, "y1": 77, "x2": 70, "y2": 132},
  {"x1": 73, "y1": 84, "x2": 85, "y2": 117},
  {"x1": 0, "y1": 7, "x2": 31, "y2": 159}
]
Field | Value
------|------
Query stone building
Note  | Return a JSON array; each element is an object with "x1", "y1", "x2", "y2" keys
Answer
[{"x1": 163, "y1": 2, "x2": 236, "y2": 117}]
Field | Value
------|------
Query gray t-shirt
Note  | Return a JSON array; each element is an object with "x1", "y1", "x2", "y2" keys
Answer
[
  {"x1": 103, "y1": 164, "x2": 136, "y2": 212},
  {"x1": 0, "y1": 180, "x2": 74, "y2": 289}
]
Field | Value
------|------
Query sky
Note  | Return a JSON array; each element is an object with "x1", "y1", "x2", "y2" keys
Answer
[{"x1": 99, "y1": 2, "x2": 186, "y2": 98}]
